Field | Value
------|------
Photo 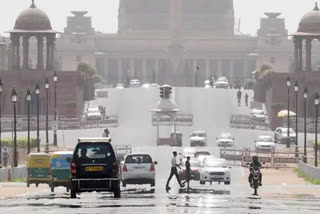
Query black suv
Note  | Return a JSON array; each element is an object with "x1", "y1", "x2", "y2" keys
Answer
[{"x1": 70, "y1": 138, "x2": 121, "y2": 198}]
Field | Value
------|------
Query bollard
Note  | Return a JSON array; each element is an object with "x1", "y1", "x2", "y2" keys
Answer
[{"x1": 7, "y1": 168, "x2": 12, "y2": 182}]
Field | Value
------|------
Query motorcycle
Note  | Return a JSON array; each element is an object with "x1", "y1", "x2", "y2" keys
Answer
[{"x1": 250, "y1": 166, "x2": 261, "y2": 196}]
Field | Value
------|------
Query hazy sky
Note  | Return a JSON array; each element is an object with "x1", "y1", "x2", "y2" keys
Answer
[{"x1": 0, "y1": 0, "x2": 317, "y2": 36}]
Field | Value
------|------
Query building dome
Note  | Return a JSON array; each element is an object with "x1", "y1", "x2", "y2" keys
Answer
[
  {"x1": 14, "y1": 2, "x2": 52, "y2": 31},
  {"x1": 298, "y1": 3, "x2": 320, "y2": 34}
]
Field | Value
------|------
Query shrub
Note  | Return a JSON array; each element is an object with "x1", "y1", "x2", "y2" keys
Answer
[{"x1": 1, "y1": 137, "x2": 39, "y2": 148}]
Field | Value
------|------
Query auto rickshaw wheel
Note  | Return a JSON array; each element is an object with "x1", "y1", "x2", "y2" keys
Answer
[
  {"x1": 27, "y1": 181, "x2": 30, "y2": 187},
  {"x1": 51, "y1": 186, "x2": 54, "y2": 192},
  {"x1": 70, "y1": 189, "x2": 76, "y2": 199},
  {"x1": 36, "y1": 183, "x2": 39, "y2": 187},
  {"x1": 66, "y1": 187, "x2": 70, "y2": 192},
  {"x1": 114, "y1": 188, "x2": 121, "y2": 198}
]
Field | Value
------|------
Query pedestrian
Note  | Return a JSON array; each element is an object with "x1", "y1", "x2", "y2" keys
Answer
[
  {"x1": 166, "y1": 151, "x2": 184, "y2": 191},
  {"x1": 245, "y1": 93, "x2": 249, "y2": 107},
  {"x1": 3, "y1": 147, "x2": 9, "y2": 168},
  {"x1": 237, "y1": 89, "x2": 242, "y2": 106},
  {"x1": 182, "y1": 156, "x2": 191, "y2": 192},
  {"x1": 103, "y1": 128, "x2": 110, "y2": 137}
]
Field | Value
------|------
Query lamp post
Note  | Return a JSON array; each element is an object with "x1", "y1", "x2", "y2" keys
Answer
[
  {"x1": 45, "y1": 79, "x2": 49, "y2": 153},
  {"x1": 26, "y1": 88, "x2": 32, "y2": 154},
  {"x1": 11, "y1": 88, "x2": 18, "y2": 167},
  {"x1": 294, "y1": 81, "x2": 299, "y2": 157},
  {"x1": 315, "y1": 93, "x2": 319, "y2": 167},
  {"x1": 0, "y1": 80, "x2": 3, "y2": 166},
  {"x1": 35, "y1": 82, "x2": 40, "y2": 153},
  {"x1": 286, "y1": 76, "x2": 291, "y2": 148},
  {"x1": 53, "y1": 71, "x2": 58, "y2": 147},
  {"x1": 303, "y1": 87, "x2": 308, "y2": 163}
]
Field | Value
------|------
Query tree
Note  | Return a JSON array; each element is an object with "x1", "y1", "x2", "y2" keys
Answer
[{"x1": 77, "y1": 62, "x2": 96, "y2": 78}]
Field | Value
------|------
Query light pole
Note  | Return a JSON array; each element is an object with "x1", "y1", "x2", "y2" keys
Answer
[
  {"x1": 53, "y1": 71, "x2": 58, "y2": 147},
  {"x1": 11, "y1": 88, "x2": 18, "y2": 167},
  {"x1": 286, "y1": 76, "x2": 291, "y2": 148},
  {"x1": 35, "y1": 82, "x2": 40, "y2": 153},
  {"x1": 315, "y1": 93, "x2": 319, "y2": 167},
  {"x1": 0, "y1": 80, "x2": 3, "y2": 166},
  {"x1": 45, "y1": 79, "x2": 49, "y2": 153},
  {"x1": 26, "y1": 88, "x2": 32, "y2": 154},
  {"x1": 303, "y1": 87, "x2": 308, "y2": 163},
  {"x1": 294, "y1": 81, "x2": 299, "y2": 157}
]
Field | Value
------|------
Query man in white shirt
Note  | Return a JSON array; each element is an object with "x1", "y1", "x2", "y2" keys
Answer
[{"x1": 166, "y1": 151, "x2": 184, "y2": 191}]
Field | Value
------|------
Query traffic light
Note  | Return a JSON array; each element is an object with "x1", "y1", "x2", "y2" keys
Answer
[
  {"x1": 160, "y1": 87, "x2": 164, "y2": 98},
  {"x1": 160, "y1": 85, "x2": 172, "y2": 99}
]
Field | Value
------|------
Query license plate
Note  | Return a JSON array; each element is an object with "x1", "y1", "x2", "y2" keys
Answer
[{"x1": 85, "y1": 166, "x2": 104, "y2": 172}]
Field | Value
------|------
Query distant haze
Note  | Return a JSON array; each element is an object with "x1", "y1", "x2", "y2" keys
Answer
[{"x1": 0, "y1": 0, "x2": 316, "y2": 36}]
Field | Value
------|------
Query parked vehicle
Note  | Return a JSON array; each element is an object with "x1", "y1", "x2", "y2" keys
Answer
[
  {"x1": 204, "y1": 80, "x2": 212, "y2": 88},
  {"x1": 50, "y1": 151, "x2": 73, "y2": 192},
  {"x1": 251, "y1": 109, "x2": 267, "y2": 122},
  {"x1": 217, "y1": 132, "x2": 235, "y2": 147},
  {"x1": 121, "y1": 153, "x2": 157, "y2": 188},
  {"x1": 190, "y1": 131, "x2": 207, "y2": 147},
  {"x1": 274, "y1": 127, "x2": 296, "y2": 144},
  {"x1": 27, "y1": 153, "x2": 51, "y2": 187},
  {"x1": 200, "y1": 158, "x2": 231, "y2": 185},
  {"x1": 129, "y1": 79, "x2": 142, "y2": 88},
  {"x1": 115, "y1": 83, "x2": 124, "y2": 89},
  {"x1": 214, "y1": 76, "x2": 229, "y2": 89},
  {"x1": 195, "y1": 150, "x2": 210, "y2": 158},
  {"x1": 182, "y1": 147, "x2": 197, "y2": 158},
  {"x1": 198, "y1": 155, "x2": 215, "y2": 167},
  {"x1": 179, "y1": 158, "x2": 201, "y2": 181},
  {"x1": 255, "y1": 136, "x2": 275, "y2": 152},
  {"x1": 87, "y1": 106, "x2": 102, "y2": 120},
  {"x1": 70, "y1": 137, "x2": 121, "y2": 198}
]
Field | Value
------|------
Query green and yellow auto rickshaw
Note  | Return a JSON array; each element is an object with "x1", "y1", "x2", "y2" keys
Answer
[
  {"x1": 27, "y1": 153, "x2": 51, "y2": 187},
  {"x1": 50, "y1": 151, "x2": 73, "y2": 192}
]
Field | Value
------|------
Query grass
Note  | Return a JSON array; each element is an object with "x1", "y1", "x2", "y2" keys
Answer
[
  {"x1": 295, "y1": 168, "x2": 320, "y2": 185},
  {"x1": 0, "y1": 178, "x2": 27, "y2": 183}
]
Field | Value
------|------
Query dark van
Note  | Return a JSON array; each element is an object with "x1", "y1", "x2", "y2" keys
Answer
[{"x1": 70, "y1": 138, "x2": 120, "y2": 198}]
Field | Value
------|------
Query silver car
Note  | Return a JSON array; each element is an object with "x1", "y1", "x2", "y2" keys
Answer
[
  {"x1": 217, "y1": 133, "x2": 235, "y2": 147},
  {"x1": 255, "y1": 135, "x2": 275, "y2": 152}
]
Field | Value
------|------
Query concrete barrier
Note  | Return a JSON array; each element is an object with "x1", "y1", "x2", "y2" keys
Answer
[
  {"x1": 0, "y1": 166, "x2": 27, "y2": 181},
  {"x1": 299, "y1": 161, "x2": 320, "y2": 179}
]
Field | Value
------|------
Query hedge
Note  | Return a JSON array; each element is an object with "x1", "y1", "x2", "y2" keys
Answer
[{"x1": 0, "y1": 137, "x2": 39, "y2": 148}]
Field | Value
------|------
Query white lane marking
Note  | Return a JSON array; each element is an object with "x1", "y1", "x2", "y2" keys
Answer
[{"x1": 0, "y1": 208, "x2": 18, "y2": 213}]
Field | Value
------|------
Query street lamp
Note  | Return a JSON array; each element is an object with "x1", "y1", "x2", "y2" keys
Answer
[
  {"x1": 0, "y1": 79, "x2": 3, "y2": 166},
  {"x1": 26, "y1": 88, "x2": 32, "y2": 154},
  {"x1": 315, "y1": 93, "x2": 319, "y2": 167},
  {"x1": 45, "y1": 79, "x2": 49, "y2": 153},
  {"x1": 35, "y1": 82, "x2": 40, "y2": 153},
  {"x1": 286, "y1": 76, "x2": 291, "y2": 148},
  {"x1": 11, "y1": 88, "x2": 18, "y2": 167},
  {"x1": 53, "y1": 71, "x2": 58, "y2": 147},
  {"x1": 303, "y1": 87, "x2": 309, "y2": 163},
  {"x1": 294, "y1": 81, "x2": 299, "y2": 157}
]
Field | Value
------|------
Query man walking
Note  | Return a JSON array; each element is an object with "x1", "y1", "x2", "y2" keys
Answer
[
  {"x1": 3, "y1": 147, "x2": 9, "y2": 168},
  {"x1": 245, "y1": 93, "x2": 249, "y2": 107},
  {"x1": 182, "y1": 156, "x2": 191, "y2": 192},
  {"x1": 166, "y1": 151, "x2": 184, "y2": 191}
]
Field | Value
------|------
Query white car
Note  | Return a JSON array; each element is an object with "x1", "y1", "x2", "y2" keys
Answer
[
  {"x1": 255, "y1": 135, "x2": 276, "y2": 152},
  {"x1": 200, "y1": 158, "x2": 231, "y2": 185},
  {"x1": 190, "y1": 131, "x2": 207, "y2": 147},
  {"x1": 274, "y1": 127, "x2": 296, "y2": 144},
  {"x1": 115, "y1": 83, "x2": 124, "y2": 89},
  {"x1": 216, "y1": 132, "x2": 235, "y2": 147},
  {"x1": 251, "y1": 109, "x2": 267, "y2": 122},
  {"x1": 121, "y1": 153, "x2": 157, "y2": 187},
  {"x1": 197, "y1": 155, "x2": 215, "y2": 167},
  {"x1": 204, "y1": 80, "x2": 212, "y2": 88},
  {"x1": 87, "y1": 106, "x2": 102, "y2": 120},
  {"x1": 150, "y1": 83, "x2": 160, "y2": 88},
  {"x1": 142, "y1": 83, "x2": 151, "y2": 88},
  {"x1": 182, "y1": 147, "x2": 197, "y2": 158},
  {"x1": 213, "y1": 76, "x2": 229, "y2": 89},
  {"x1": 129, "y1": 79, "x2": 141, "y2": 88}
]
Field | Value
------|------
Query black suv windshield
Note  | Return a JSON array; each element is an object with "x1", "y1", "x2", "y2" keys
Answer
[{"x1": 74, "y1": 143, "x2": 115, "y2": 164}]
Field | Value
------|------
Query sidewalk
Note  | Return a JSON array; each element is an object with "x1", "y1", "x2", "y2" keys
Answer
[{"x1": 0, "y1": 182, "x2": 46, "y2": 199}]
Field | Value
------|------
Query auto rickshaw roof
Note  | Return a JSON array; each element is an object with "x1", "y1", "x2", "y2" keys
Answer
[{"x1": 28, "y1": 152, "x2": 51, "y2": 157}]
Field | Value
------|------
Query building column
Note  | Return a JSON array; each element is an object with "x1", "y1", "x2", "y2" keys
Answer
[
  {"x1": 205, "y1": 59, "x2": 210, "y2": 79},
  {"x1": 306, "y1": 38, "x2": 312, "y2": 72},
  {"x1": 293, "y1": 37, "x2": 299, "y2": 73},
  {"x1": 218, "y1": 60, "x2": 222, "y2": 76},
  {"x1": 22, "y1": 35, "x2": 29, "y2": 70},
  {"x1": 298, "y1": 39, "x2": 303, "y2": 72},
  {"x1": 130, "y1": 58, "x2": 135, "y2": 79},
  {"x1": 230, "y1": 60, "x2": 234, "y2": 83},
  {"x1": 15, "y1": 36, "x2": 20, "y2": 70},
  {"x1": 37, "y1": 36, "x2": 44, "y2": 70},
  {"x1": 46, "y1": 36, "x2": 52, "y2": 71},
  {"x1": 104, "y1": 57, "x2": 108, "y2": 82},
  {"x1": 51, "y1": 37, "x2": 55, "y2": 70},
  {"x1": 117, "y1": 59, "x2": 122, "y2": 83},
  {"x1": 244, "y1": 59, "x2": 248, "y2": 78},
  {"x1": 142, "y1": 58, "x2": 147, "y2": 82},
  {"x1": 154, "y1": 59, "x2": 159, "y2": 83}
]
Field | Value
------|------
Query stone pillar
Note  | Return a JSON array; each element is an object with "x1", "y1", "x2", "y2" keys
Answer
[
  {"x1": 244, "y1": 59, "x2": 248, "y2": 78},
  {"x1": 104, "y1": 57, "x2": 108, "y2": 82},
  {"x1": 22, "y1": 35, "x2": 29, "y2": 70},
  {"x1": 230, "y1": 60, "x2": 234, "y2": 83},
  {"x1": 37, "y1": 36, "x2": 44, "y2": 71},
  {"x1": 293, "y1": 37, "x2": 299, "y2": 73},
  {"x1": 205, "y1": 59, "x2": 210, "y2": 79},
  {"x1": 218, "y1": 60, "x2": 222, "y2": 76},
  {"x1": 142, "y1": 58, "x2": 147, "y2": 82},
  {"x1": 306, "y1": 38, "x2": 312, "y2": 72},
  {"x1": 298, "y1": 39, "x2": 303, "y2": 72},
  {"x1": 130, "y1": 58, "x2": 135, "y2": 79},
  {"x1": 15, "y1": 36, "x2": 20, "y2": 70},
  {"x1": 117, "y1": 59, "x2": 122, "y2": 83},
  {"x1": 51, "y1": 37, "x2": 56, "y2": 70},
  {"x1": 155, "y1": 59, "x2": 159, "y2": 83},
  {"x1": 46, "y1": 36, "x2": 52, "y2": 71}
]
